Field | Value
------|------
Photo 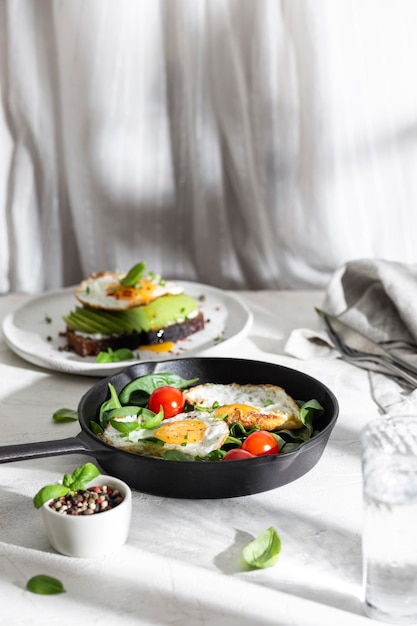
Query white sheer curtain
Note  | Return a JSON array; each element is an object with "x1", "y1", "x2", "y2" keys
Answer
[{"x1": 2, "y1": 0, "x2": 417, "y2": 294}]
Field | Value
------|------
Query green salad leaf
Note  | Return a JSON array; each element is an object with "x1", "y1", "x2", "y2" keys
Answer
[
  {"x1": 99, "y1": 383, "x2": 123, "y2": 426},
  {"x1": 110, "y1": 419, "x2": 141, "y2": 434},
  {"x1": 90, "y1": 421, "x2": 104, "y2": 435},
  {"x1": 242, "y1": 527, "x2": 281, "y2": 569},
  {"x1": 118, "y1": 373, "x2": 199, "y2": 405},
  {"x1": 26, "y1": 574, "x2": 66, "y2": 595},
  {"x1": 94, "y1": 373, "x2": 326, "y2": 462},
  {"x1": 299, "y1": 398, "x2": 324, "y2": 436},
  {"x1": 162, "y1": 449, "x2": 195, "y2": 462}
]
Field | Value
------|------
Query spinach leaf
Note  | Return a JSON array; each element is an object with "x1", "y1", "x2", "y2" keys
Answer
[
  {"x1": 90, "y1": 421, "x2": 104, "y2": 436},
  {"x1": 299, "y1": 399, "x2": 324, "y2": 436},
  {"x1": 110, "y1": 419, "x2": 141, "y2": 434},
  {"x1": 242, "y1": 527, "x2": 281, "y2": 569},
  {"x1": 119, "y1": 373, "x2": 198, "y2": 404},
  {"x1": 99, "y1": 383, "x2": 122, "y2": 426},
  {"x1": 104, "y1": 406, "x2": 140, "y2": 422},
  {"x1": 162, "y1": 449, "x2": 195, "y2": 462},
  {"x1": 139, "y1": 407, "x2": 164, "y2": 429},
  {"x1": 26, "y1": 574, "x2": 66, "y2": 595}
]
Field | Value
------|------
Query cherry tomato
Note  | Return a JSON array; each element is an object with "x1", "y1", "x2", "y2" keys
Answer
[
  {"x1": 148, "y1": 386, "x2": 185, "y2": 419},
  {"x1": 241, "y1": 431, "x2": 279, "y2": 456},
  {"x1": 222, "y1": 449, "x2": 255, "y2": 461}
]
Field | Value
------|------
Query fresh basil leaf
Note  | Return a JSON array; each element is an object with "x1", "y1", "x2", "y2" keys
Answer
[
  {"x1": 90, "y1": 421, "x2": 104, "y2": 435},
  {"x1": 299, "y1": 399, "x2": 324, "y2": 436},
  {"x1": 95, "y1": 350, "x2": 113, "y2": 363},
  {"x1": 139, "y1": 436, "x2": 165, "y2": 446},
  {"x1": 110, "y1": 418, "x2": 141, "y2": 433},
  {"x1": 119, "y1": 373, "x2": 198, "y2": 404},
  {"x1": 202, "y1": 449, "x2": 226, "y2": 461},
  {"x1": 279, "y1": 441, "x2": 301, "y2": 453},
  {"x1": 62, "y1": 473, "x2": 73, "y2": 488},
  {"x1": 71, "y1": 462, "x2": 100, "y2": 486},
  {"x1": 224, "y1": 436, "x2": 244, "y2": 447},
  {"x1": 52, "y1": 408, "x2": 78, "y2": 423},
  {"x1": 95, "y1": 348, "x2": 135, "y2": 363},
  {"x1": 119, "y1": 262, "x2": 147, "y2": 287},
  {"x1": 228, "y1": 422, "x2": 260, "y2": 439},
  {"x1": 101, "y1": 406, "x2": 140, "y2": 427},
  {"x1": 242, "y1": 527, "x2": 281, "y2": 569},
  {"x1": 26, "y1": 574, "x2": 66, "y2": 595},
  {"x1": 162, "y1": 449, "x2": 195, "y2": 462},
  {"x1": 139, "y1": 407, "x2": 164, "y2": 429},
  {"x1": 99, "y1": 383, "x2": 122, "y2": 426},
  {"x1": 33, "y1": 484, "x2": 69, "y2": 509},
  {"x1": 269, "y1": 432, "x2": 286, "y2": 450}
]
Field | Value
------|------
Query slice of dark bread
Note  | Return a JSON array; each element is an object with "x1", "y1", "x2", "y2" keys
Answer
[{"x1": 65, "y1": 311, "x2": 205, "y2": 357}]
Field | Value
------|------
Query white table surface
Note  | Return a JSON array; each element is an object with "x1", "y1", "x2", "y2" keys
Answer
[{"x1": 0, "y1": 290, "x2": 382, "y2": 626}]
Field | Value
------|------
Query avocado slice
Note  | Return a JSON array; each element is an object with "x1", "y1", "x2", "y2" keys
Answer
[{"x1": 63, "y1": 294, "x2": 200, "y2": 335}]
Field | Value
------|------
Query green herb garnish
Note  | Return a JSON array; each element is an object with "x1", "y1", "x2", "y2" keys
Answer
[
  {"x1": 26, "y1": 574, "x2": 66, "y2": 595},
  {"x1": 95, "y1": 348, "x2": 136, "y2": 363},
  {"x1": 33, "y1": 462, "x2": 101, "y2": 509},
  {"x1": 118, "y1": 373, "x2": 199, "y2": 405},
  {"x1": 119, "y1": 262, "x2": 147, "y2": 287},
  {"x1": 242, "y1": 527, "x2": 281, "y2": 569},
  {"x1": 52, "y1": 408, "x2": 78, "y2": 423}
]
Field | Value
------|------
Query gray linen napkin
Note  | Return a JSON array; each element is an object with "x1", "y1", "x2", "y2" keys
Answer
[{"x1": 285, "y1": 259, "x2": 417, "y2": 414}]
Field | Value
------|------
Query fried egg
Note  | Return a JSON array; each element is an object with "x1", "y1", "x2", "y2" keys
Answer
[
  {"x1": 101, "y1": 411, "x2": 229, "y2": 458},
  {"x1": 75, "y1": 271, "x2": 183, "y2": 311},
  {"x1": 183, "y1": 383, "x2": 302, "y2": 431}
]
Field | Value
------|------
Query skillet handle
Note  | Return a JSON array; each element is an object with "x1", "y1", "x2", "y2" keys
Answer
[{"x1": 0, "y1": 434, "x2": 97, "y2": 464}]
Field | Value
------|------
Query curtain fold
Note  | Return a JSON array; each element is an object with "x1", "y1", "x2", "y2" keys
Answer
[{"x1": 2, "y1": 0, "x2": 417, "y2": 293}]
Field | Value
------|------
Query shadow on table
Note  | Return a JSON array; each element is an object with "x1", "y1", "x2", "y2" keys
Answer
[{"x1": 214, "y1": 507, "x2": 363, "y2": 619}]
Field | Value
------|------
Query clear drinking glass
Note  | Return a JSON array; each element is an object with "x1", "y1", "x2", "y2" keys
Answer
[{"x1": 360, "y1": 416, "x2": 417, "y2": 624}]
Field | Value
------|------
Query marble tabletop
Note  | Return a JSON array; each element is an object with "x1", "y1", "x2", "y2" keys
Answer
[{"x1": 0, "y1": 290, "x2": 381, "y2": 626}]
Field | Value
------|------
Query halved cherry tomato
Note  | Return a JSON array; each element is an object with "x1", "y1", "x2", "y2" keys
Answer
[
  {"x1": 222, "y1": 449, "x2": 255, "y2": 461},
  {"x1": 148, "y1": 386, "x2": 185, "y2": 419},
  {"x1": 241, "y1": 431, "x2": 279, "y2": 456}
]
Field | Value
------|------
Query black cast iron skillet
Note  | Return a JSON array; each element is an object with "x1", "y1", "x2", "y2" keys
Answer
[{"x1": 0, "y1": 357, "x2": 339, "y2": 498}]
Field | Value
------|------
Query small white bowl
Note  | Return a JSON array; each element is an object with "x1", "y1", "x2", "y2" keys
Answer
[{"x1": 41, "y1": 474, "x2": 132, "y2": 558}]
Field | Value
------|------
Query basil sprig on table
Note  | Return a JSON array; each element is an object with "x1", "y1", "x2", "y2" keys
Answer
[
  {"x1": 33, "y1": 463, "x2": 101, "y2": 509},
  {"x1": 242, "y1": 527, "x2": 281, "y2": 569},
  {"x1": 26, "y1": 574, "x2": 66, "y2": 595},
  {"x1": 52, "y1": 408, "x2": 78, "y2": 423}
]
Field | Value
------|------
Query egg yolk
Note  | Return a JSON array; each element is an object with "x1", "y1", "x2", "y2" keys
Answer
[
  {"x1": 213, "y1": 404, "x2": 258, "y2": 418},
  {"x1": 139, "y1": 341, "x2": 175, "y2": 354},
  {"x1": 107, "y1": 279, "x2": 157, "y2": 304},
  {"x1": 154, "y1": 420, "x2": 207, "y2": 445}
]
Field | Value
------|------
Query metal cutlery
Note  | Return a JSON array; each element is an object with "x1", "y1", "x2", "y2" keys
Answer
[{"x1": 315, "y1": 307, "x2": 417, "y2": 387}]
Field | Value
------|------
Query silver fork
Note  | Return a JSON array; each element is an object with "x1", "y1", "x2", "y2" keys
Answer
[
  {"x1": 380, "y1": 339, "x2": 417, "y2": 352},
  {"x1": 322, "y1": 315, "x2": 417, "y2": 387}
]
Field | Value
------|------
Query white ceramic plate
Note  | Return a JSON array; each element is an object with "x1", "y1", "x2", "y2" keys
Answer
[{"x1": 2, "y1": 282, "x2": 253, "y2": 376}]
